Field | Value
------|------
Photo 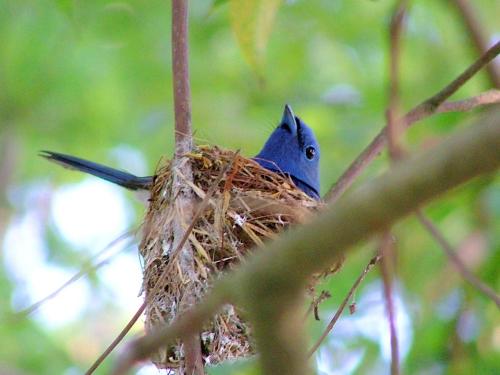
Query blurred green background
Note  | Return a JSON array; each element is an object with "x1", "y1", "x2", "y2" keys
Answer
[{"x1": 0, "y1": 0, "x2": 499, "y2": 374}]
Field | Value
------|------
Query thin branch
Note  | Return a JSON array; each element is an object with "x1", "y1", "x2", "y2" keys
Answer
[
  {"x1": 172, "y1": 0, "x2": 193, "y2": 156},
  {"x1": 382, "y1": 4, "x2": 406, "y2": 371},
  {"x1": 307, "y1": 254, "x2": 380, "y2": 357},
  {"x1": 386, "y1": 0, "x2": 408, "y2": 159},
  {"x1": 85, "y1": 302, "x2": 147, "y2": 375},
  {"x1": 325, "y1": 41, "x2": 500, "y2": 204},
  {"x1": 450, "y1": 0, "x2": 500, "y2": 88},
  {"x1": 379, "y1": 233, "x2": 400, "y2": 375},
  {"x1": 416, "y1": 210, "x2": 500, "y2": 309},
  {"x1": 16, "y1": 230, "x2": 134, "y2": 317},
  {"x1": 112, "y1": 285, "x2": 230, "y2": 375},
  {"x1": 170, "y1": 0, "x2": 203, "y2": 372},
  {"x1": 416, "y1": 41, "x2": 500, "y2": 111},
  {"x1": 87, "y1": 158, "x2": 233, "y2": 375},
  {"x1": 435, "y1": 89, "x2": 500, "y2": 113},
  {"x1": 112, "y1": 109, "x2": 500, "y2": 375}
]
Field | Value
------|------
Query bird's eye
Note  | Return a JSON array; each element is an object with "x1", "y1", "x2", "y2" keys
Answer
[{"x1": 305, "y1": 146, "x2": 316, "y2": 160}]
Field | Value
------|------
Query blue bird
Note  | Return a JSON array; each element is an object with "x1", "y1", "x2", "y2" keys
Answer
[
  {"x1": 255, "y1": 104, "x2": 320, "y2": 199},
  {"x1": 40, "y1": 105, "x2": 320, "y2": 199}
]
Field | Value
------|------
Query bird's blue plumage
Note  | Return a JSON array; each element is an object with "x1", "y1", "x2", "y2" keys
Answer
[
  {"x1": 41, "y1": 105, "x2": 321, "y2": 199},
  {"x1": 255, "y1": 105, "x2": 320, "y2": 199}
]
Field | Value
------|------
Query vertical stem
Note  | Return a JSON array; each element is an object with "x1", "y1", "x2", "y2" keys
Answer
[
  {"x1": 172, "y1": 0, "x2": 193, "y2": 156},
  {"x1": 386, "y1": 1, "x2": 408, "y2": 160},
  {"x1": 450, "y1": 0, "x2": 500, "y2": 88},
  {"x1": 379, "y1": 233, "x2": 400, "y2": 375},
  {"x1": 171, "y1": 1, "x2": 203, "y2": 373},
  {"x1": 383, "y1": 3, "x2": 406, "y2": 373}
]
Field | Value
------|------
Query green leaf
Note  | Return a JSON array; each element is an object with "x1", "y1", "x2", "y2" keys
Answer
[{"x1": 229, "y1": 0, "x2": 283, "y2": 75}]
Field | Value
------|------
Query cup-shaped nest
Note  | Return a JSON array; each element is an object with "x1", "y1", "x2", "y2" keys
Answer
[{"x1": 139, "y1": 145, "x2": 342, "y2": 370}]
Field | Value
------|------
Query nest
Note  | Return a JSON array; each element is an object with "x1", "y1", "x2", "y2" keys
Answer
[{"x1": 139, "y1": 145, "x2": 343, "y2": 371}]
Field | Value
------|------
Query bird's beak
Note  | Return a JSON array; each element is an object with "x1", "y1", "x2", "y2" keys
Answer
[{"x1": 281, "y1": 104, "x2": 298, "y2": 135}]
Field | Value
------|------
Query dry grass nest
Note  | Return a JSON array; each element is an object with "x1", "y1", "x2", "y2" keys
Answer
[{"x1": 139, "y1": 145, "x2": 344, "y2": 370}]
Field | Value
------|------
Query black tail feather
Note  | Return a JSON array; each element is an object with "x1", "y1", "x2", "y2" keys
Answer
[{"x1": 40, "y1": 151, "x2": 153, "y2": 191}]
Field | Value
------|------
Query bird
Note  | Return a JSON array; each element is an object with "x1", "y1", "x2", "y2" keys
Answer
[
  {"x1": 40, "y1": 104, "x2": 321, "y2": 199},
  {"x1": 255, "y1": 104, "x2": 320, "y2": 199}
]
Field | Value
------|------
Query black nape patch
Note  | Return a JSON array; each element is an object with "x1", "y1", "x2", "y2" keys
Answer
[{"x1": 295, "y1": 116, "x2": 304, "y2": 148}]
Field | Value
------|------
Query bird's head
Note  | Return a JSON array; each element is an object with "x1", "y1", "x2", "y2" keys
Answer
[{"x1": 255, "y1": 104, "x2": 320, "y2": 198}]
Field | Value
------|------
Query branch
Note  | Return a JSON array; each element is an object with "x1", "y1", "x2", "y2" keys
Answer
[
  {"x1": 382, "y1": 4, "x2": 407, "y2": 372},
  {"x1": 112, "y1": 287, "x2": 230, "y2": 375},
  {"x1": 170, "y1": 1, "x2": 203, "y2": 373},
  {"x1": 98, "y1": 164, "x2": 228, "y2": 374},
  {"x1": 172, "y1": 0, "x2": 193, "y2": 155},
  {"x1": 325, "y1": 41, "x2": 500, "y2": 204},
  {"x1": 307, "y1": 254, "x2": 380, "y2": 357},
  {"x1": 450, "y1": 0, "x2": 500, "y2": 88},
  {"x1": 379, "y1": 233, "x2": 400, "y2": 375},
  {"x1": 416, "y1": 210, "x2": 500, "y2": 309},
  {"x1": 87, "y1": 158, "x2": 233, "y2": 374},
  {"x1": 435, "y1": 89, "x2": 500, "y2": 113},
  {"x1": 112, "y1": 108, "x2": 500, "y2": 375},
  {"x1": 85, "y1": 302, "x2": 147, "y2": 375},
  {"x1": 386, "y1": 0, "x2": 408, "y2": 159},
  {"x1": 143, "y1": 153, "x2": 237, "y2": 309},
  {"x1": 16, "y1": 231, "x2": 133, "y2": 318}
]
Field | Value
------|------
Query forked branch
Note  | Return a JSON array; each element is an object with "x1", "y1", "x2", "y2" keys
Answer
[
  {"x1": 325, "y1": 41, "x2": 500, "y2": 203},
  {"x1": 112, "y1": 109, "x2": 500, "y2": 375}
]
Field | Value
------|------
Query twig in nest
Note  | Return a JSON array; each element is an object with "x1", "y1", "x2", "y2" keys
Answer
[
  {"x1": 303, "y1": 290, "x2": 332, "y2": 322},
  {"x1": 144, "y1": 152, "x2": 239, "y2": 306},
  {"x1": 111, "y1": 111, "x2": 500, "y2": 375}
]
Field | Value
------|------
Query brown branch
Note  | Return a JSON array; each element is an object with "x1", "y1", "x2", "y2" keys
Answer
[
  {"x1": 382, "y1": 4, "x2": 407, "y2": 370},
  {"x1": 90, "y1": 158, "x2": 233, "y2": 375},
  {"x1": 130, "y1": 153, "x2": 235, "y2": 374},
  {"x1": 379, "y1": 233, "x2": 400, "y2": 375},
  {"x1": 112, "y1": 109, "x2": 500, "y2": 375},
  {"x1": 170, "y1": 0, "x2": 204, "y2": 373},
  {"x1": 386, "y1": 0, "x2": 408, "y2": 159},
  {"x1": 416, "y1": 210, "x2": 500, "y2": 309},
  {"x1": 450, "y1": 0, "x2": 500, "y2": 88},
  {"x1": 144, "y1": 154, "x2": 238, "y2": 306},
  {"x1": 325, "y1": 41, "x2": 500, "y2": 204},
  {"x1": 435, "y1": 89, "x2": 500, "y2": 113},
  {"x1": 172, "y1": 0, "x2": 193, "y2": 156},
  {"x1": 112, "y1": 286, "x2": 230, "y2": 375},
  {"x1": 85, "y1": 302, "x2": 147, "y2": 375},
  {"x1": 307, "y1": 254, "x2": 380, "y2": 357}
]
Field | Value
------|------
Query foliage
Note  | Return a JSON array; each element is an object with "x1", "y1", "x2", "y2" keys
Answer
[{"x1": 0, "y1": 0, "x2": 499, "y2": 374}]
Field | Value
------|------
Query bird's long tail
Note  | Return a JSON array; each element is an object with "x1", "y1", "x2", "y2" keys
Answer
[{"x1": 40, "y1": 151, "x2": 153, "y2": 191}]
